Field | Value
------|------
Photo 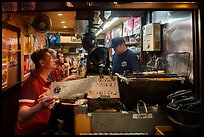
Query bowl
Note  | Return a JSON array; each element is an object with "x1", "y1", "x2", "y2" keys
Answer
[{"x1": 166, "y1": 104, "x2": 202, "y2": 124}]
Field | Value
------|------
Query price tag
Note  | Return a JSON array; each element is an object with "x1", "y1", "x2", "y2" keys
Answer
[{"x1": 132, "y1": 113, "x2": 153, "y2": 119}]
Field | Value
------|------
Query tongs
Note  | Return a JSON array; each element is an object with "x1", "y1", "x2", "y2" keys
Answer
[{"x1": 115, "y1": 73, "x2": 129, "y2": 84}]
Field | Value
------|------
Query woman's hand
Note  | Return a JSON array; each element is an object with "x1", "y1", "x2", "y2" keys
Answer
[
  {"x1": 68, "y1": 75, "x2": 78, "y2": 80},
  {"x1": 18, "y1": 94, "x2": 58, "y2": 122},
  {"x1": 39, "y1": 95, "x2": 58, "y2": 109},
  {"x1": 38, "y1": 87, "x2": 59, "y2": 109},
  {"x1": 62, "y1": 74, "x2": 78, "y2": 81},
  {"x1": 42, "y1": 87, "x2": 52, "y2": 96}
]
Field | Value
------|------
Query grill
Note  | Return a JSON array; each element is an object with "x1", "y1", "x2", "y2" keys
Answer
[{"x1": 116, "y1": 73, "x2": 191, "y2": 107}]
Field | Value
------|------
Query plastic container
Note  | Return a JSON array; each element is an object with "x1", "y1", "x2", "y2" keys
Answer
[{"x1": 155, "y1": 125, "x2": 174, "y2": 135}]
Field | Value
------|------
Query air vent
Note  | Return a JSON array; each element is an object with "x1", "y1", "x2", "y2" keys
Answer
[{"x1": 32, "y1": 15, "x2": 52, "y2": 33}]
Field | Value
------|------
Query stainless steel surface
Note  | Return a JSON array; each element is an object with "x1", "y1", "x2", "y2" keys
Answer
[
  {"x1": 152, "y1": 11, "x2": 194, "y2": 81},
  {"x1": 91, "y1": 107, "x2": 170, "y2": 135},
  {"x1": 116, "y1": 73, "x2": 190, "y2": 106},
  {"x1": 166, "y1": 52, "x2": 190, "y2": 77}
]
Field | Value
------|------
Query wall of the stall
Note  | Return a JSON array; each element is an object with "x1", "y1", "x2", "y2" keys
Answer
[
  {"x1": 141, "y1": 11, "x2": 193, "y2": 80},
  {"x1": 152, "y1": 11, "x2": 193, "y2": 81},
  {"x1": 2, "y1": 13, "x2": 46, "y2": 135}
]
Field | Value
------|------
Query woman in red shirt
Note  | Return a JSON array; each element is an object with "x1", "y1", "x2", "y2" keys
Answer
[
  {"x1": 14, "y1": 48, "x2": 58, "y2": 135},
  {"x1": 50, "y1": 50, "x2": 77, "y2": 82}
]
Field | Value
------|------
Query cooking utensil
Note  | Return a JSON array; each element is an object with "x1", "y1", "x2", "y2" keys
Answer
[
  {"x1": 115, "y1": 73, "x2": 190, "y2": 106},
  {"x1": 89, "y1": 46, "x2": 109, "y2": 66},
  {"x1": 167, "y1": 89, "x2": 193, "y2": 100},
  {"x1": 82, "y1": 32, "x2": 96, "y2": 51},
  {"x1": 166, "y1": 103, "x2": 202, "y2": 124},
  {"x1": 32, "y1": 14, "x2": 51, "y2": 32}
]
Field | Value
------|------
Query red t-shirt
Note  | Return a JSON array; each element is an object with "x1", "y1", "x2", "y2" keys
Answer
[
  {"x1": 14, "y1": 71, "x2": 51, "y2": 135},
  {"x1": 50, "y1": 65, "x2": 62, "y2": 82}
]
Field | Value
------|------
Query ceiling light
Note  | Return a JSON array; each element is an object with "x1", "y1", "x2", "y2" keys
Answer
[
  {"x1": 63, "y1": 26, "x2": 67, "y2": 28},
  {"x1": 61, "y1": 21, "x2": 66, "y2": 24},
  {"x1": 57, "y1": 13, "x2": 63, "y2": 16}
]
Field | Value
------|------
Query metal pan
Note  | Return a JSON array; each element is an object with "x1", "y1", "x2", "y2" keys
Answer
[{"x1": 115, "y1": 73, "x2": 191, "y2": 106}]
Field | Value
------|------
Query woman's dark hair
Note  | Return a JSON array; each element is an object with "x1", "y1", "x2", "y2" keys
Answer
[{"x1": 31, "y1": 48, "x2": 49, "y2": 69}]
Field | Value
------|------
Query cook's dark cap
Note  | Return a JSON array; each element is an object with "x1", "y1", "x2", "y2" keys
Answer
[{"x1": 110, "y1": 37, "x2": 125, "y2": 48}]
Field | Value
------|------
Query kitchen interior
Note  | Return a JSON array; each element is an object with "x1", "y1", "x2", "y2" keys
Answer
[{"x1": 1, "y1": 2, "x2": 203, "y2": 135}]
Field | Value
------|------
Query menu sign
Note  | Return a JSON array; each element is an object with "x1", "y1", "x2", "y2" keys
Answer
[
  {"x1": 133, "y1": 17, "x2": 141, "y2": 34},
  {"x1": 105, "y1": 31, "x2": 111, "y2": 43},
  {"x1": 127, "y1": 18, "x2": 133, "y2": 36},
  {"x1": 2, "y1": 59, "x2": 8, "y2": 89},
  {"x1": 2, "y1": 23, "x2": 21, "y2": 90},
  {"x1": 2, "y1": 38, "x2": 8, "y2": 89},
  {"x1": 105, "y1": 31, "x2": 111, "y2": 47},
  {"x1": 123, "y1": 18, "x2": 133, "y2": 37},
  {"x1": 111, "y1": 24, "x2": 122, "y2": 38},
  {"x1": 87, "y1": 76, "x2": 120, "y2": 99},
  {"x1": 123, "y1": 20, "x2": 128, "y2": 37},
  {"x1": 24, "y1": 55, "x2": 29, "y2": 75},
  {"x1": 24, "y1": 36, "x2": 30, "y2": 54},
  {"x1": 5, "y1": 37, "x2": 19, "y2": 68}
]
